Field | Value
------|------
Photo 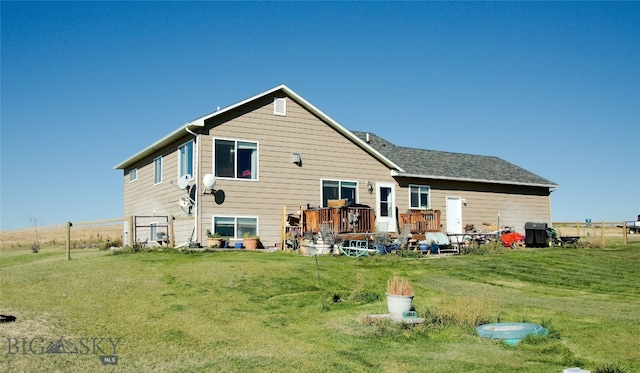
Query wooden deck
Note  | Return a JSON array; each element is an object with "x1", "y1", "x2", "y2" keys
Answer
[
  {"x1": 303, "y1": 208, "x2": 441, "y2": 235},
  {"x1": 304, "y1": 206, "x2": 375, "y2": 234},
  {"x1": 398, "y1": 210, "x2": 441, "y2": 233}
]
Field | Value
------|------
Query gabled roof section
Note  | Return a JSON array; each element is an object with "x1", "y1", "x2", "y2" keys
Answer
[
  {"x1": 114, "y1": 85, "x2": 403, "y2": 171},
  {"x1": 351, "y1": 131, "x2": 558, "y2": 188}
]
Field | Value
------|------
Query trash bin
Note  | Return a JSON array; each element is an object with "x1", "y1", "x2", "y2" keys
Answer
[{"x1": 524, "y1": 222, "x2": 549, "y2": 248}]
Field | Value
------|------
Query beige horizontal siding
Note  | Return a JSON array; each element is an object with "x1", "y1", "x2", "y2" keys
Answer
[
  {"x1": 397, "y1": 178, "x2": 551, "y2": 234},
  {"x1": 121, "y1": 92, "x2": 553, "y2": 247},
  {"x1": 198, "y1": 96, "x2": 395, "y2": 245},
  {"x1": 122, "y1": 136, "x2": 200, "y2": 245}
]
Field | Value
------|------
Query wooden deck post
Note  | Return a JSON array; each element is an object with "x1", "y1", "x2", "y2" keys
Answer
[
  {"x1": 128, "y1": 215, "x2": 134, "y2": 247},
  {"x1": 169, "y1": 215, "x2": 175, "y2": 248},
  {"x1": 66, "y1": 221, "x2": 72, "y2": 261}
]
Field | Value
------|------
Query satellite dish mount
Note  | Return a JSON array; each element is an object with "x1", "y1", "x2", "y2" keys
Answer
[{"x1": 173, "y1": 174, "x2": 195, "y2": 216}]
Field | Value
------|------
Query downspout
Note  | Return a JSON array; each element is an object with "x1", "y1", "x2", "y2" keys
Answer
[{"x1": 185, "y1": 126, "x2": 200, "y2": 245}]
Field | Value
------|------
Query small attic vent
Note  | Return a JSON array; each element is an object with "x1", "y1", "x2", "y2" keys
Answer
[{"x1": 274, "y1": 97, "x2": 286, "y2": 116}]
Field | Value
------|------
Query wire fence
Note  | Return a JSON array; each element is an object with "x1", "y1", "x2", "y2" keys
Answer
[
  {"x1": 553, "y1": 221, "x2": 640, "y2": 245},
  {"x1": 2, "y1": 219, "x2": 639, "y2": 254},
  {"x1": 1, "y1": 218, "x2": 124, "y2": 251}
]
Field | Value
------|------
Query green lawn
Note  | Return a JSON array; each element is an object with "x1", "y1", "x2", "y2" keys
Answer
[{"x1": 1, "y1": 244, "x2": 639, "y2": 372}]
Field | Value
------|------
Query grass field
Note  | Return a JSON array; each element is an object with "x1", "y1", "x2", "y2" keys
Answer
[{"x1": 1, "y1": 242, "x2": 639, "y2": 372}]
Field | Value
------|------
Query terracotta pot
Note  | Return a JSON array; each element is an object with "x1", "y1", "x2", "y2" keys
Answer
[
  {"x1": 207, "y1": 238, "x2": 223, "y2": 248},
  {"x1": 243, "y1": 238, "x2": 259, "y2": 250},
  {"x1": 299, "y1": 245, "x2": 309, "y2": 255}
]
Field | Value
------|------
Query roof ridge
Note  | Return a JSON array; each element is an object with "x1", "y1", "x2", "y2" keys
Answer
[
  {"x1": 393, "y1": 144, "x2": 502, "y2": 159},
  {"x1": 351, "y1": 130, "x2": 500, "y2": 159}
]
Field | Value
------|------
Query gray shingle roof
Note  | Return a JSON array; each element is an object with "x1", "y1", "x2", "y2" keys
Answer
[{"x1": 352, "y1": 131, "x2": 557, "y2": 188}]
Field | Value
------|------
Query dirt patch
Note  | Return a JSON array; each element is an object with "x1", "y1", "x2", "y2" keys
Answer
[{"x1": 0, "y1": 309, "x2": 59, "y2": 340}]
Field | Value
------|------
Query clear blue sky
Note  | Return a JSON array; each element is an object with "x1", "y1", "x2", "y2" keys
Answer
[{"x1": 1, "y1": 2, "x2": 639, "y2": 230}]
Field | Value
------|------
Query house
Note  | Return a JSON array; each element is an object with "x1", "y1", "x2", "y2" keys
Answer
[{"x1": 114, "y1": 84, "x2": 558, "y2": 248}]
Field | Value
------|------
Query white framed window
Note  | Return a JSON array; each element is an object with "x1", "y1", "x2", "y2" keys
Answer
[
  {"x1": 129, "y1": 168, "x2": 137, "y2": 182},
  {"x1": 410, "y1": 185, "x2": 430, "y2": 209},
  {"x1": 274, "y1": 97, "x2": 286, "y2": 116},
  {"x1": 321, "y1": 179, "x2": 358, "y2": 207},
  {"x1": 178, "y1": 140, "x2": 194, "y2": 179},
  {"x1": 154, "y1": 156, "x2": 162, "y2": 185},
  {"x1": 214, "y1": 138, "x2": 258, "y2": 180},
  {"x1": 212, "y1": 216, "x2": 258, "y2": 239}
]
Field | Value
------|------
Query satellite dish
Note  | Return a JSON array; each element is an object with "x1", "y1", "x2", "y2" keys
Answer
[
  {"x1": 203, "y1": 173, "x2": 216, "y2": 189},
  {"x1": 177, "y1": 174, "x2": 191, "y2": 190},
  {"x1": 179, "y1": 197, "x2": 190, "y2": 207}
]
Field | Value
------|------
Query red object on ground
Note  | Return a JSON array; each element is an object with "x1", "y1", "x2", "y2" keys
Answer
[{"x1": 501, "y1": 232, "x2": 524, "y2": 248}]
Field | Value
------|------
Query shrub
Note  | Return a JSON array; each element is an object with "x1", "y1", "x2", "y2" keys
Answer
[
  {"x1": 594, "y1": 364, "x2": 628, "y2": 373},
  {"x1": 430, "y1": 293, "x2": 498, "y2": 328},
  {"x1": 386, "y1": 275, "x2": 414, "y2": 296},
  {"x1": 460, "y1": 241, "x2": 508, "y2": 255},
  {"x1": 101, "y1": 238, "x2": 122, "y2": 250},
  {"x1": 394, "y1": 247, "x2": 423, "y2": 258},
  {"x1": 348, "y1": 274, "x2": 381, "y2": 303}
]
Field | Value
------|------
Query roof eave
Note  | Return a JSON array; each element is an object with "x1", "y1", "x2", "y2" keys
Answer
[
  {"x1": 113, "y1": 121, "x2": 203, "y2": 170},
  {"x1": 391, "y1": 171, "x2": 558, "y2": 189}
]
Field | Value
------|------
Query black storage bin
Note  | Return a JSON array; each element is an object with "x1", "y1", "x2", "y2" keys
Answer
[{"x1": 524, "y1": 222, "x2": 549, "y2": 247}]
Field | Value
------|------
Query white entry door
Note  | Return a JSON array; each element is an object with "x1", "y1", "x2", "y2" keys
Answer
[
  {"x1": 376, "y1": 182, "x2": 396, "y2": 232},
  {"x1": 446, "y1": 196, "x2": 463, "y2": 234}
]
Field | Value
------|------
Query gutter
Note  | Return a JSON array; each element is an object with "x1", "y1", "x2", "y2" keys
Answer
[{"x1": 391, "y1": 170, "x2": 559, "y2": 189}]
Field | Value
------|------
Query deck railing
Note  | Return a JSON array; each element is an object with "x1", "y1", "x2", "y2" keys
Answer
[
  {"x1": 304, "y1": 207, "x2": 375, "y2": 234},
  {"x1": 398, "y1": 209, "x2": 441, "y2": 233}
]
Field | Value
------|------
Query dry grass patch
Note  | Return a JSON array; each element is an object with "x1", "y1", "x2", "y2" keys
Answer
[{"x1": 1, "y1": 225, "x2": 121, "y2": 249}]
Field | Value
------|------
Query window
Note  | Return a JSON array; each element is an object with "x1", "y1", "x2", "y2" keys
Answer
[
  {"x1": 154, "y1": 156, "x2": 162, "y2": 184},
  {"x1": 213, "y1": 216, "x2": 258, "y2": 239},
  {"x1": 129, "y1": 168, "x2": 137, "y2": 182},
  {"x1": 410, "y1": 185, "x2": 430, "y2": 209},
  {"x1": 322, "y1": 180, "x2": 357, "y2": 207},
  {"x1": 214, "y1": 139, "x2": 258, "y2": 180},
  {"x1": 179, "y1": 141, "x2": 194, "y2": 178}
]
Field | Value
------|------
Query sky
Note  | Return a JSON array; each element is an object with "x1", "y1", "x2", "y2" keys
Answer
[{"x1": 1, "y1": 1, "x2": 639, "y2": 231}]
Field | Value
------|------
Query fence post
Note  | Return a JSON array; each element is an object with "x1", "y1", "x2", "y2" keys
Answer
[
  {"x1": 128, "y1": 215, "x2": 134, "y2": 247},
  {"x1": 66, "y1": 221, "x2": 72, "y2": 261},
  {"x1": 169, "y1": 215, "x2": 175, "y2": 248},
  {"x1": 601, "y1": 221, "x2": 605, "y2": 248},
  {"x1": 623, "y1": 221, "x2": 628, "y2": 244}
]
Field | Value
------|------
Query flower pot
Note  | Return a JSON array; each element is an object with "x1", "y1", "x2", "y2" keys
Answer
[
  {"x1": 234, "y1": 242, "x2": 243, "y2": 249},
  {"x1": 207, "y1": 238, "x2": 223, "y2": 248},
  {"x1": 243, "y1": 238, "x2": 259, "y2": 250},
  {"x1": 299, "y1": 245, "x2": 310, "y2": 255},
  {"x1": 375, "y1": 244, "x2": 387, "y2": 254},
  {"x1": 386, "y1": 293, "x2": 414, "y2": 319}
]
